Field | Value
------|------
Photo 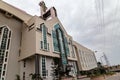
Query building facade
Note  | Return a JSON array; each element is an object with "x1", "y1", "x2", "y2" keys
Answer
[{"x1": 0, "y1": 1, "x2": 97, "y2": 80}]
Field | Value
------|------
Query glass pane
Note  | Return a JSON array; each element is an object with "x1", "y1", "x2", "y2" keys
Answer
[
  {"x1": 41, "y1": 24, "x2": 48, "y2": 50},
  {"x1": 64, "y1": 37, "x2": 70, "y2": 56},
  {"x1": 42, "y1": 56, "x2": 46, "y2": 77},
  {"x1": 52, "y1": 30, "x2": 59, "y2": 52}
]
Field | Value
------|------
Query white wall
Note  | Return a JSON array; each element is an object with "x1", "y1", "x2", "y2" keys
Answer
[{"x1": 0, "y1": 12, "x2": 22, "y2": 80}]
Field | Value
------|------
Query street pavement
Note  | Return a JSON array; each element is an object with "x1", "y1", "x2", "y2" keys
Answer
[
  {"x1": 78, "y1": 78, "x2": 90, "y2": 80},
  {"x1": 78, "y1": 73, "x2": 120, "y2": 80},
  {"x1": 105, "y1": 73, "x2": 120, "y2": 80}
]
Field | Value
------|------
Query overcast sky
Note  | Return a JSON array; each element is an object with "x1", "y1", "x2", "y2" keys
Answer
[{"x1": 3, "y1": 0, "x2": 120, "y2": 65}]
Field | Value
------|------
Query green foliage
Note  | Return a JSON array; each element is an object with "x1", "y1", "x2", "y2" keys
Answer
[
  {"x1": 29, "y1": 73, "x2": 43, "y2": 80},
  {"x1": 106, "y1": 72, "x2": 115, "y2": 75},
  {"x1": 78, "y1": 63, "x2": 107, "y2": 77},
  {"x1": 78, "y1": 62, "x2": 116, "y2": 78},
  {"x1": 15, "y1": 74, "x2": 20, "y2": 80}
]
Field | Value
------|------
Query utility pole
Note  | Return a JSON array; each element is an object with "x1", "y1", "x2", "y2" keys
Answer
[
  {"x1": 99, "y1": 56, "x2": 104, "y2": 65},
  {"x1": 103, "y1": 53, "x2": 110, "y2": 66}
]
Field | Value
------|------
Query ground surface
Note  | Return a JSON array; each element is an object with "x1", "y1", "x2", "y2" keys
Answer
[
  {"x1": 78, "y1": 73, "x2": 120, "y2": 80},
  {"x1": 105, "y1": 73, "x2": 120, "y2": 80}
]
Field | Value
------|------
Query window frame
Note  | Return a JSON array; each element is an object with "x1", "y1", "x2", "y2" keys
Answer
[{"x1": 41, "y1": 56, "x2": 47, "y2": 78}]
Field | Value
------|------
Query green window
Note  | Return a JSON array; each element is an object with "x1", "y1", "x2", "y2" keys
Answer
[
  {"x1": 52, "y1": 23, "x2": 70, "y2": 67},
  {"x1": 52, "y1": 30, "x2": 59, "y2": 52},
  {"x1": 54, "y1": 23, "x2": 60, "y2": 30},
  {"x1": 47, "y1": 43, "x2": 49, "y2": 51},
  {"x1": 42, "y1": 24, "x2": 47, "y2": 50},
  {"x1": 40, "y1": 24, "x2": 49, "y2": 50},
  {"x1": 40, "y1": 41, "x2": 43, "y2": 49},
  {"x1": 41, "y1": 56, "x2": 47, "y2": 77},
  {"x1": 64, "y1": 37, "x2": 70, "y2": 56},
  {"x1": 57, "y1": 29, "x2": 67, "y2": 65}
]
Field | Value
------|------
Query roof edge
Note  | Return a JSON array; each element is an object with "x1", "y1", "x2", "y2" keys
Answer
[{"x1": 0, "y1": 1, "x2": 32, "y2": 22}]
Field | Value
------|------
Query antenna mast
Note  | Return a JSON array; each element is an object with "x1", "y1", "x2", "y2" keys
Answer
[{"x1": 103, "y1": 53, "x2": 110, "y2": 66}]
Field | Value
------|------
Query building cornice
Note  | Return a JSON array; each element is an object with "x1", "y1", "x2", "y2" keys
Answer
[{"x1": 0, "y1": 1, "x2": 32, "y2": 23}]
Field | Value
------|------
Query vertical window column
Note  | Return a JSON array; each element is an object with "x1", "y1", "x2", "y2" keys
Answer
[
  {"x1": 40, "y1": 24, "x2": 49, "y2": 51},
  {"x1": 23, "y1": 72, "x2": 25, "y2": 80},
  {"x1": 52, "y1": 30, "x2": 59, "y2": 52},
  {"x1": 42, "y1": 24, "x2": 47, "y2": 49},
  {"x1": 41, "y1": 56, "x2": 47, "y2": 78},
  {"x1": 64, "y1": 37, "x2": 70, "y2": 56},
  {"x1": 69, "y1": 39, "x2": 75, "y2": 58},
  {"x1": 0, "y1": 27, "x2": 10, "y2": 79},
  {"x1": 52, "y1": 23, "x2": 69, "y2": 73}
]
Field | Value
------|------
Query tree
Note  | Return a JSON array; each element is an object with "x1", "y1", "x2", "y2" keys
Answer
[
  {"x1": 15, "y1": 74, "x2": 20, "y2": 80},
  {"x1": 97, "y1": 62, "x2": 102, "y2": 68},
  {"x1": 29, "y1": 73, "x2": 43, "y2": 80}
]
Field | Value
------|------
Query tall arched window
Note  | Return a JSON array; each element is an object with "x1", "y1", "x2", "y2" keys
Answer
[
  {"x1": 52, "y1": 23, "x2": 70, "y2": 65},
  {"x1": 40, "y1": 23, "x2": 49, "y2": 51},
  {"x1": 69, "y1": 39, "x2": 75, "y2": 58},
  {"x1": 0, "y1": 26, "x2": 11, "y2": 79}
]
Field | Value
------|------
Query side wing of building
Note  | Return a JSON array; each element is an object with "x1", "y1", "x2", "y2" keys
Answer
[{"x1": 73, "y1": 41, "x2": 97, "y2": 71}]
